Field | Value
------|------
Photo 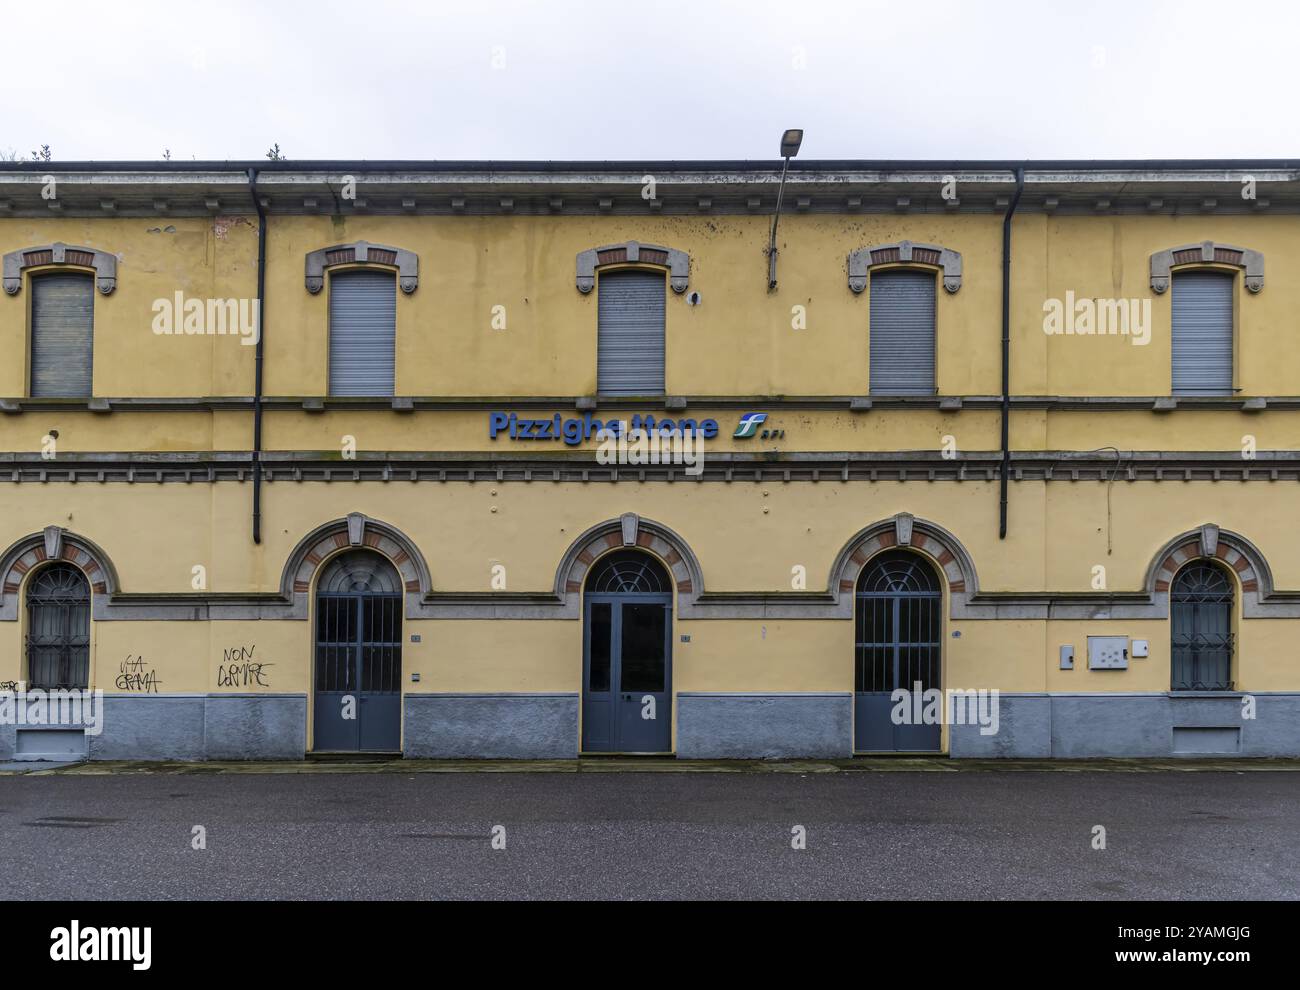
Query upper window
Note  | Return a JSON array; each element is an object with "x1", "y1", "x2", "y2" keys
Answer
[
  {"x1": 25, "y1": 563, "x2": 91, "y2": 690},
  {"x1": 31, "y1": 272, "x2": 95, "y2": 397},
  {"x1": 328, "y1": 269, "x2": 396, "y2": 396},
  {"x1": 4, "y1": 242, "x2": 116, "y2": 399},
  {"x1": 305, "y1": 240, "x2": 418, "y2": 398},
  {"x1": 597, "y1": 269, "x2": 666, "y2": 396},
  {"x1": 1171, "y1": 270, "x2": 1234, "y2": 396},
  {"x1": 576, "y1": 240, "x2": 690, "y2": 398},
  {"x1": 848, "y1": 241, "x2": 960, "y2": 398},
  {"x1": 869, "y1": 269, "x2": 936, "y2": 395},
  {"x1": 1151, "y1": 240, "x2": 1262, "y2": 398}
]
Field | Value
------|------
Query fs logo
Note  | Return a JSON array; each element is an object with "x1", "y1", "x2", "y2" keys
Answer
[{"x1": 734, "y1": 413, "x2": 767, "y2": 439}]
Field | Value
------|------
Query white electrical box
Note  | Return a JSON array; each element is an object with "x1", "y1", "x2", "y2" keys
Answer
[
  {"x1": 1059, "y1": 645, "x2": 1075, "y2": 670},
  {"x1": 1088, "y1": 636, "x2": 1129, "y2": 670},
  {"x1": 1132, "y1": 639, "x2": 1149, "y2": 658}
]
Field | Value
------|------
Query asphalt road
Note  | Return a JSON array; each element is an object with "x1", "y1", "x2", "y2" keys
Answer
[{"x1": 0, "y1": 769, "x2": 1296, "y2": 899}]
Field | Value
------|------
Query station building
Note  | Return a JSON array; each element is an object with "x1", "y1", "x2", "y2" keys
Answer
[{"x1": 1, "y1": 158, "x2": 1299, "y2": 761}]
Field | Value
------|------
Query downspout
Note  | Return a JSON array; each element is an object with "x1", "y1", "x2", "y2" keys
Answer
[
  {"x1": 247, "y1": 168, "x2": 267, "y2": 544},
  {"x1": 998, "y1": 167, "x2": 1025, "y2": 540}
]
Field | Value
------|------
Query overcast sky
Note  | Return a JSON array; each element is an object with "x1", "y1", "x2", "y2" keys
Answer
[{"x1": 5, "y1": 0, "x2": 1295, "y2": 162}]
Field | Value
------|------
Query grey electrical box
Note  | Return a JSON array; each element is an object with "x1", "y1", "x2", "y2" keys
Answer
[
  {"x1": 1059, "y1": 645, "x2": 1075, "y2": 670},
  {"x1": 1088, "y1": 636, "x2": 1129, "y2": 670}
]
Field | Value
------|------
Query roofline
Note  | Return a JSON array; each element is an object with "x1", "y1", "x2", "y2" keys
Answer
[{"x1": 4, "y1": 158, "x2": 1300, "y2": 173}]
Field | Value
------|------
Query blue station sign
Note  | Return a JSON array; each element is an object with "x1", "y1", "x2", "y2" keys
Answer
[{"x1": 489, "y1": 412, "x2": 720, "y2": 447}]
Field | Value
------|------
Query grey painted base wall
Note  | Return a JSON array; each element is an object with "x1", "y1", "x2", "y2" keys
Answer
[
  {"x1": 1, "y1": 690, "x2": 1296, "y2": 761},
  {"x1": 404, "y1": 693, "x2": 578, "y2": 759},
  {"x1": 0, "y1": 694, "x2": 308, "y2": 762},
  {"x1": 950, "y1": 693, "x2": 1300, "y2": 758},
  {"x1": 678, "y1": 693, "x2": 852, "y2": 759}
]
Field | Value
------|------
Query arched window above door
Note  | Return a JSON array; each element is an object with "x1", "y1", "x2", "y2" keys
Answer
[
  {"x1": 317, "y1": 549, "x2": 403, "y2": 594},
  {"x1": 585, "y1": 550, "x2": 671, "y2": 594}
]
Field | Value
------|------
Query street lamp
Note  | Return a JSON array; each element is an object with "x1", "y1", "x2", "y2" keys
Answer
[{"x1": 768, "y1": 128, "x2": 803, "y2": 290}]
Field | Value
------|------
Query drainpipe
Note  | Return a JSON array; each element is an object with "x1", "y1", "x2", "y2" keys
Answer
[
  {"x1": 998, "y1": 167, "x2": 1025, "y2": 540},
  {"x1": 248, "y1": 168, "x2": 267, "y2": 544}
]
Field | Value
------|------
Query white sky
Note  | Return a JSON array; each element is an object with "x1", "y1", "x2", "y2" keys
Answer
[{"x1": 5, "y1": 0, "x2": 1295, "y2": 162}]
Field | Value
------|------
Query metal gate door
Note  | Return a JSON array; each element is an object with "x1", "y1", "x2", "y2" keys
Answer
[
  {"x1": 582, "y1": 552, "x2": 673, "y2": 754},
  {"x1": 854, "y1": 550, "x2": 942, "y2": 752},
  {"x1": 1171, "y1": 561, "x2": 1234, "y2": 691},
  {"x1": 314, "y1": 551, "x2": 403, "y2": 752}
]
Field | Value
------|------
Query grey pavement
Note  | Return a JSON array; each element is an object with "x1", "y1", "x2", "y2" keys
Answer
[{"x1": 0, "y1": 766, "x2": 1296, "y2": 900}]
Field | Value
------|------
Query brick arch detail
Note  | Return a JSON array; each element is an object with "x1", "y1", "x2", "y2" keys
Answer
[
  {"x1": 281, "y1": 513, "x2": 432, "y2": 612},
  {"x1": 1147, "y1": 525, "x2": 1268, "y2": 597},
  {"x1": 831, "y1": 514, "x2": 977, "y2": 608},
  {"x1": 0, "y1": 527, "x2": 118, "y2": 621},
  {"x1": 555, "y1": 514, "x2": 702, "y2": 607}
]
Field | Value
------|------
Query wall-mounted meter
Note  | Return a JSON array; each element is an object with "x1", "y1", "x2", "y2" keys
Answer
[{"x1": 1088, "y1": 636, "x2": 1129, "y2": 670}]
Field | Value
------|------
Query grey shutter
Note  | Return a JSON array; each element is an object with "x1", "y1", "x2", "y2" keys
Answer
[
  {"x1": 598, "y1": 270, "x2": 665, "y2": 395},
  {"x1": 329, "y1": 270, "x2": 396, "y2": 396},
  {"x1": 30, "y1": 273, "x2": 93, "y2": 397},
  {"x1": 869, "y1": 270, "x2": 935, "y2": 395},
  {"x1": 1172, "y1": 271, "x2": 1233, "y2": 395}
]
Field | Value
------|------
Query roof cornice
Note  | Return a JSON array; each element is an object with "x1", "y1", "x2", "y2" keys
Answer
[{"x1": 1, "y1": 160, "x2": 1297, "y2": 217}]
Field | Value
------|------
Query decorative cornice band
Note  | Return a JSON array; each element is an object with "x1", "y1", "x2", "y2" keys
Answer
[
  {"x1": 2, "y1": 242, "x2": 117, "y2": 295},
  {"x1": 1150, "y1": 240, "x2": 1264, "y2": 294},
  {"x1": 576, "y1": 241, "x2": 690, "y2": 294},
  {"x1": 8, "y1": 393, "x2": 1300, "y2": 414},
  {"x1": 305, "y1": 240, "x2": 419, "y2": 294},
  {"x1": 6, "y1": 450, "x2": 1300, "y2": 485},
  {"x1": 848, "y1": 240, "x2": 962, "y2": 293}
]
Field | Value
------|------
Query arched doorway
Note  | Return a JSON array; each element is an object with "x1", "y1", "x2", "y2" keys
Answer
[
  {"x1": 1171, "y1": 561, "x2": 1234, "y2": 691},
  {"x1": 582, "y1": 550, "x2": 673, "y2": 754},
  {"x1": 26, "y1": 563, "x2": 91, "y2": 690},
  {"x1": 854, "y1": 549, "x2": 942, "y2": 753},
  {"x1": 314, "y1": 550, "x2": 403, "y2": 753}
]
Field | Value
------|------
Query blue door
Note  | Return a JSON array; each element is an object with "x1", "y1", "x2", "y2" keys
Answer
[
  {"x1": 314, "y1": 550, "x2": 403, "y2": 753},
  {"x1": 582, "y1": 552, "x2": 673, "y2": 754},
  {"x1": 854, "y1": 550, "x2": 942, "y2": 753}
]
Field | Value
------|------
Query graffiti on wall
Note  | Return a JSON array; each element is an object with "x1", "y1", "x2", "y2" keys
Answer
[
  {"x1": 217, "y1": 645, "x2": 274, "y2": 688},
  {"x1": 116, "y1": 656, "x2": 162, "y2": 693}
]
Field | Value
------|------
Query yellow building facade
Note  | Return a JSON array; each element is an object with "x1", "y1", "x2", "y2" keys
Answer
[{"x1": 1, "y1": 160, "x2": 1297, "y2": 759}]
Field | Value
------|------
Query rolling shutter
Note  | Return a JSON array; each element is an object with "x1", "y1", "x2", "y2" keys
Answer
[
  {"x1": 598, "y1": 270, "x2": 665, "y2": 396},
  {"x1": 1172, "y1": 271, "x2": 1233, "y2": 396},
  {"x1": 30, "y1": 273, "x2": 94, "y2": 397},
  {"x1": 869, "y1": 270, "x2": 935, "y2": 395},
  {"x1": 329, "y1": 270, "x2": 396, "y2": 396}
]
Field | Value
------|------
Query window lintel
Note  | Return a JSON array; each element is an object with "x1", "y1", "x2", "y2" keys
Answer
[
  {"x1": 2, "y1": 243, "x2": 117, "y2": 296},
  {"x1": 848, "y1": 241, "x2": 962, "y2": 294},
  {"x1": 576, "y1": 241, "x2": 690, "y2": 294},
  {"x1": 1150, "y1": 241, "x2": 1263, "y2": 294},
  {"x1": 305, "y1": 240, "x2": 419, "y2": 294}
]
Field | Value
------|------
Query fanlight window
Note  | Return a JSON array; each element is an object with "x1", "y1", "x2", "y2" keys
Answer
[
  {"x1": 856, "y1": 550, "x2": 941, "y2": 596},
  {"x1": 317, "y1": 550, "x2": 403, "y2": 595},
  {"x1": 585, "y1": 551, "x2": 671, "y2": 594}
]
